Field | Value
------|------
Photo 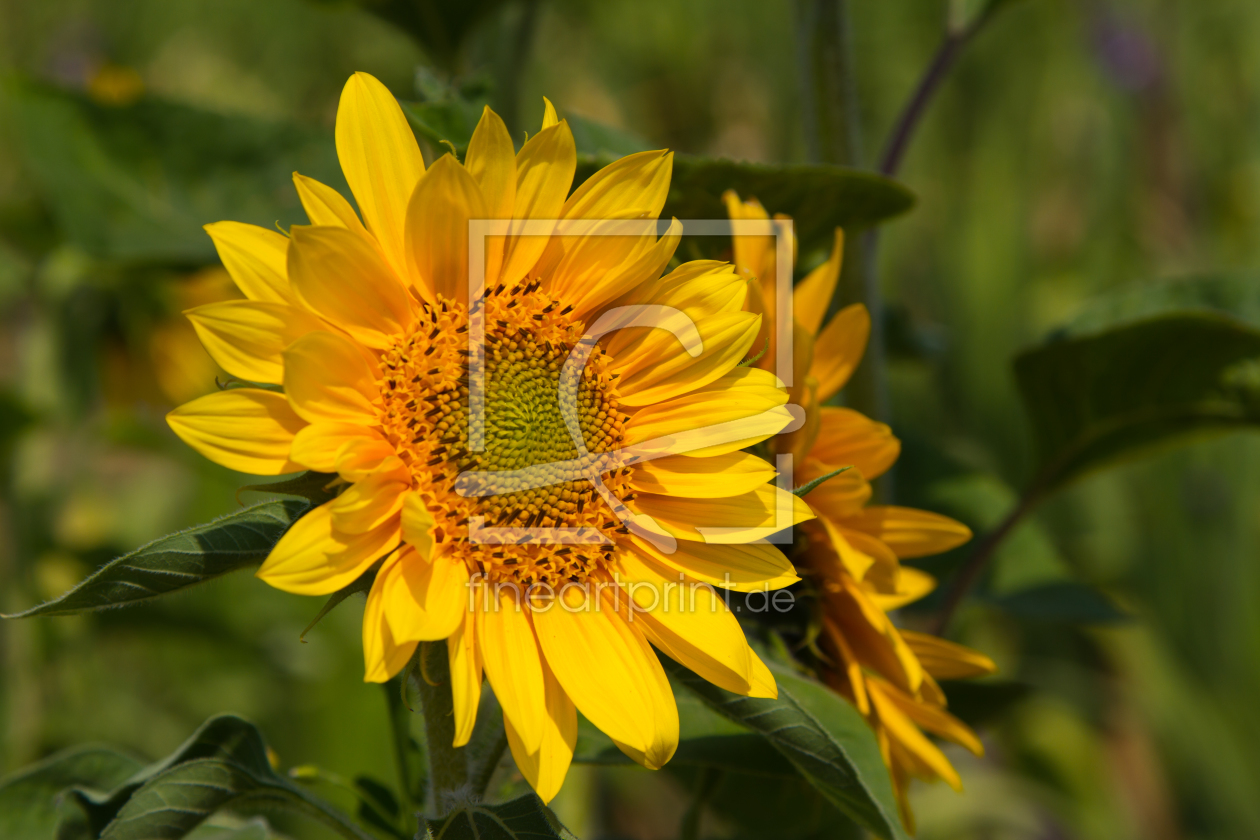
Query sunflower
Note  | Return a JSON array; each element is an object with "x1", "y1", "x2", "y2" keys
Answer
[
  {"x1": 167, "y1": 73, "x2": 811, "y2": 803},
  {"x1": 726, "y1": 192, "x2": 996, "y2": 832}
]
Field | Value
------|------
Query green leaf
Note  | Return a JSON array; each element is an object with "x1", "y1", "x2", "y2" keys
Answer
[
  {"x1": 663, "y1": 658, "x2": 908, "y2": 840},
  {"x1": 574, "y1": 155, "x2": 915, "y2": 254},
  {"x1": 0, "y1": 746, "x2": 142, "y2": 840},
  {"x1": 424, "y1": 795, "x2": 574, "y2": 840},
  {"x1": 1, "y1": 80, "x2": 342, "y2": 262},
  {"x1": 3, "y1": 500, "x2": 309, "y2": 618},
  {"x1": 241, "y1": 471, "x2": 340, "y2": 506},
  {"x1": 565, "y1": 114, "x2": 652, "y2": 158},
  {"x1": 989, "y1": 581, "x2": 1129, "y2": 624},
  {"x1": 1014, "y1": 311, "x2": 1260, "y2": 491},
  {"x1": 793, "y1": 466, "x2": 853, "y2": 498},
  {"x1": 669, "y1": 768, "x2": 864, "y2": 840},
  {"x1": 67, "y1": 715, "x2": 372, "y2": 840}
]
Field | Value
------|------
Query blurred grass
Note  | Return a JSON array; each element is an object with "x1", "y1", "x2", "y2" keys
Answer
[{"x1": 2, "y1": 0, "x2": 1260, "y2": 837}]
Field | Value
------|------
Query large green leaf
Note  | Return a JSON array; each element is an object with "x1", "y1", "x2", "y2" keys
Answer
[
  {"x1": 663, "y1": 658, "x2": 908, "y2": 840},
  {"x1": 1014, "y1": 311, "x2": 1260, "y2": 491},
  {"x1": 424, "y1": 795, "x2": 573, "y2": 840},
  {"x1": 66, "y1": 716, "x2": 371, "y2": 840},
  {"x1": 351, "y1": 0, "x2": 514, "y2": 71},
  {"x1": 2, "y1": 81, "x2": 341, "y2": 262},
  {"x1": 0, "y1": 746, "x2": 142, "y2": 840},
  {"x1": 4, "y1": 500, "x2": 309, "y2": 618},
  {"x1": 574, "y1": 155, "x2": 915, "y2": 254}
]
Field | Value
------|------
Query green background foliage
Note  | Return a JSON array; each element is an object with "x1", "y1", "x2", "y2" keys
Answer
[{"x1": 3, "y1": 0, "x2": 1260, "y2": 838}]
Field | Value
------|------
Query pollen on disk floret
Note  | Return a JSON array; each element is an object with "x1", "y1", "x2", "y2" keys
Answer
[{"x1": 373, "y1": 280, "x2": 635, "y2": 587}]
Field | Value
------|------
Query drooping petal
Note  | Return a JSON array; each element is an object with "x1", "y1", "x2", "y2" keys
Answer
[
  {"x1": 793, "y1": 229, "x2": 844, "y2": 337},
  {"x1": 258, "y1": 502, "x2": 400, "y2": 595},
  {"x1": 283, "y1": 331, "x2": 382, "y2": 424},
  {"x1": 382, "y1": 547, "x2": 470, "y2": 643},
  {"x1": 335, "y1": 72, "x2": 424, "y2": 282},
  {"x1": 293, "y1": 172, "x2": 369, "y2": 234},
  {"x1": 801, "y1": 407, "x2": 901, "y2": 482},
  {"x1": 901, "y1": 630, "x2": 997, "y2": 680},
  {"x1": 503, "y1": 658, "x2": 576, "y2": 804},
  {"x1": 167, "y1": 388, "x2": 304, "y2": 475},
  {"x1": 843, "y1": 506, "x2": 973, "y2": 558},
  {"x1": 448, "y1": 613, "x2": 483, "y2": 747},
  {"x1": 868, "y1": 680, "x2": 964, "y2": 789},
  {"x1": 289, "y1": 225, "x2": 414, "y2": 349},
  {"x1": 532, "y1": 586, "x2": 678, "y2": 767},
  {"x1": 868, "y1": 567, "x2": 936, "y2": 612},
  {"x1": 801, "y1": 471, "x2": 871, "y2": 521},
  {"x1": 204, "y1": 222, "x2": 292, "y2": 304},
  {"x1": 185, "y1": 300, "x2": 324, "y2": 385},
  {"x1": 811, "y1": 304, "x2": 870, "y2": 402},
  {"x1": 405, "y1": 154, "x2": 488, "y2": 304},
  {"x1": 477, "y1": 585, "x2": 547, "y2": 753}
]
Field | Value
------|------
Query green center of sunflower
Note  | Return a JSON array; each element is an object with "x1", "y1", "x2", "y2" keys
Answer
[{"x1": 375, "y1": 282, "x2": 632, "y2": 587}]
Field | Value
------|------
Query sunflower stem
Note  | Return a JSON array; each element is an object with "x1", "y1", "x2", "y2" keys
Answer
[
  {"x1": 416, "y1": 641, "x2": 469, "y2": 817},
  {"x1": 383, "y1": 675, "x2": 425, "y2": 827}
]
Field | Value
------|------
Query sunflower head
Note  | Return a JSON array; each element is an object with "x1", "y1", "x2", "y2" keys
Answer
[{"x1": 168, "y1": 73, "x2": 811, "y2": 803}]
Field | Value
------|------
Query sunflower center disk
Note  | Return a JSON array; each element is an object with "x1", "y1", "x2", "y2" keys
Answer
[{"x1": 376, "y1": 284, "x2": 632, "y2": 588}]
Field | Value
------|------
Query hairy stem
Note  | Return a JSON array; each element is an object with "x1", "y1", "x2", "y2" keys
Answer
[
  {"x1": 930, "y1": 487, "x2": 1045, "y2": 635},
  {"x1": 416, "y1": 641, "x2": 468, "y2": 816}
]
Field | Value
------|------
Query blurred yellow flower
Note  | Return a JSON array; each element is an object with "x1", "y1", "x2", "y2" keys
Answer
[
  {"x1": 150, "y1": 267, "x2": 241, "y2": 405},
  {"x1": 87, "y1": 63, "x2": 145, "y2": 106},
  {"x1": 728, "y1": 192, "x2": 996, "y2": 832},
  {"x1": 168, "y1": 73, "x2": 809, "y2": 803}
]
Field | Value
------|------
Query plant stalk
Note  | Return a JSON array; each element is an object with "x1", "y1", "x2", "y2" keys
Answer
[{"x1": 416, "y1": 641, "x2": 468, "y2": 817}]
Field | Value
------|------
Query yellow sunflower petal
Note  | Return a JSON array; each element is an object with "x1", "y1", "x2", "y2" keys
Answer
[
  {"x1": 465, "y1": 106, "x2": 517, "y2": 286},
  {"x1": 633, "y1": 484, "x2": 813, "y2": 544},
  {"x1": 558, "y1": 218, "x2": 682, "y2": 320},
  {"x1": 283, "y1": 331, "x2": 381, "y2": 424},
  {"x1": 258, "y1": 502, "x2": 400, "y2": 595},
  {"x1": 293, "y1": 172, "x2": 368, "y2": 233},
  {"x1": 628, "y1": 536, "x2": 799, "y2": 593},
  {"x1": 533, "y1": 587, "x2": 678, "y2": 766},
  {"x1": 329, "y1": 468, "x2": 408, "y2": 534},
  {"x1": 185, "y1": 300, "x2": 324, "y2": 385},
  {"x1": 499, "y1": 122, "x2": 576, "y2": 287},
  {"x1": 811, "y1": 303, "x2": 870, "y2": 402},
  {"x1": 363, "y1": 561, "x2": 419, "y2": 683},
  {"x1": 869, "y1": 567, "x2": 937, "y2": 612},
  {"x1": 630, "y1": 450, "x2": 777, "y2": 499},
  {"x1": 844, "y1": 506, "x2": 973, "y2": 559},
  {"x1": 793, "y1": 229, "x2": 844, "y2": 337},
  {"x1": 901, "y1": 630, "x2": 997, "y2": 681},
  {"x1": 383, "y1": 546, "x2": 470, "y2": 643},
  {"x1": 405, "y1": 154, "x2": 488, "y2": 304},
  {"x1": 289, "y1": 225, "x2": 414, "y2": 349},
  {"x1": 803, "y1": 471, "x2": 872, "y2": 521},
  {"x1": 562, "y1": 149, "x2": 672, "y2": 221},
  {"x1": 477, "y1": 585, "x2": 548, "y2": 753},
  {"x1": 166, "y1": 388, "x2": 303, "y2": 475},
  {"x1": 335, "y1": 438, "x2": 398, "y2": 482},
  {"x1": 617, "y1": 550, "x2": 760, "y2": 697},
  {"x1": 610, "y1": 311, "x2": 762, "y2": 407},
  {"x1": 448, "y1": 613, "x2": 483, "y2": 747},
  {"x1": 289, "y1": 422, "x2": 385, "y2": 473},
  {"x1": 623, "y1": 367, "x2": 787, "y2": 449},
  {"x1": 401, "y1": 491, "x2": 436, "y2": 558},
  {"x1": 204, "y1": 222, "x2": 292, "y2": 304},
  {"x1": 503, "y1": 659, "x2": 576, "y2": 804},
  {"x1": 540, "y1": 97, "x2": 559, "y2": 129},
  {"x1": 801, "y1": 407, "x2": 901, "y2": 482},
  {"x1": 868, "y1": 679, "x2": 963, "y2": 790},
  {"x1": 335, "y1": 72, "x2": 424, "y2": 281}
]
